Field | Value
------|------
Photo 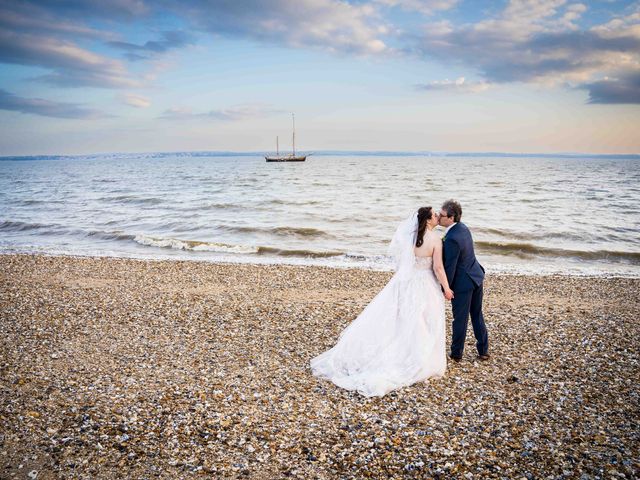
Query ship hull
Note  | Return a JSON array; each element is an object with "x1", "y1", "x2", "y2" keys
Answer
[{"x1": 265, "y1": 156, "x2": 306, "y2": 162}]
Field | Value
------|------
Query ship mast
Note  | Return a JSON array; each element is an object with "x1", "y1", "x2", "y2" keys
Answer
[
  {"x1": 292, "y1": 113, "x2": 296, "y2": 157},
  {"x1": 276, "y1": 136, "x2": 279, "y2": 156}
]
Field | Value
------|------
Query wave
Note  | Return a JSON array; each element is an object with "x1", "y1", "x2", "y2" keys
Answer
[
  {"x1": 18, "y1": 199, "x2": 65, "y2": 206},
  {"x1": 265, "y1": 199, "x2": 323, "y2": 206},
  {"x1": 203, "y1": 202, "x2": 244, "y2": 210},
  {"x1": 4, "y1": 219, "x2": 638, "y2": 266},
  {"x1": 98, "y1": 195, "x2": 163, "y2": 205},
  {"x1": 270, "y1": 226, "x2": 329, "y2": 237},
  {"x1": 195, "y1": 201, "x2": 325, "y2": 212},
  {"x1": 216, "y1": 225, "x2": 331, "y2": 238},
  {"x1": 0, "y1": 220, "x2": 50, "y2": 232},
  {"x1": 133, "y1": 234, "x2": 259, "y2": 254},
  {"x1": 476, "y1": 240, "x2": 640, "y2": 264},
  {"x1": 0, "y1": 221, "x2": 138, "y2": 243},
  {"x1": 0, "y1": 220, "x2": 72, "y2": 234},
  {"x1": 0, "y1": 219, "x2": 330, "y2": 245},
  {"x1": 257, "y1": 246, "x2": 344, "y2": 258},
  {"x1": 474, "y1": 227, "x2": 601, "y2": 244},
  {"x1": 0, "y1": 216, "x2": 341, "y2": 258},
  {"x1": 86, "y1": 230, "x2": 136, "y2": 241},
  {"x1": 132, "y1": 234, "x2": 344, "y2": 258}
]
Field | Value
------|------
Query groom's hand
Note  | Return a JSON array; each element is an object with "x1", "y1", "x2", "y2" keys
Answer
[{"x1": 444, "y1": 289, "x2": 454, "y2": 301}]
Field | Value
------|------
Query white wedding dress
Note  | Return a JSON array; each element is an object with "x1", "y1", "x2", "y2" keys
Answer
[{"x1": 310, "y1": 213, "x2": 446, "y2": 397}]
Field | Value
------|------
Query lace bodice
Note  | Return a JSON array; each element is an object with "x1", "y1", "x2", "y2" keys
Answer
[{"x1": 415, "y1": 256, "x2": 433, "y2": 270}]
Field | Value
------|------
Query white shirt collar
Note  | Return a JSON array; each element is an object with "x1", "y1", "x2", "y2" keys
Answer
[{"x1": 444, "y1": 222, "x2": 458, "y2": 235}]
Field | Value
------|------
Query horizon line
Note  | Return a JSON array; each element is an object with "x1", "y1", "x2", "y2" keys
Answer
[{"x1": 1, "y1": 149, "x2": 639, "y2": 160}]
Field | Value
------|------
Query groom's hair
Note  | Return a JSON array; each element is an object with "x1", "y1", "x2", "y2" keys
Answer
[{"x1": 441, "y1": 200, "x2": 462, "y2": 223}]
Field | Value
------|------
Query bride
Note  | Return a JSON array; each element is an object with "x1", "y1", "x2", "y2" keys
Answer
[{"x1": 310, "y1": 207, "x2": 453, "y2": 397}]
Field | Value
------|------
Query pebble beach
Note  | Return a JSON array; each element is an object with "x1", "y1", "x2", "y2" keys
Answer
[{"x1": 1, "y1": 253, "x2": 638, "y2": 479}]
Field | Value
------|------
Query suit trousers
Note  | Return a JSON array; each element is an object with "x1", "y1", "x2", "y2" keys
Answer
[{"x1": 450, "y1": 282, "x2": 488, "y2": 357}]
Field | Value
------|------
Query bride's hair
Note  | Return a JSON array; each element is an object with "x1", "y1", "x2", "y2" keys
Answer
[{"x1": 415, "y1": 207, "x2": 433, "y2": 247}]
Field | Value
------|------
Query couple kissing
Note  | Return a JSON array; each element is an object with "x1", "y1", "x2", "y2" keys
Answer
[{"x1": 311, "y1": 200, "x2": 489, "y2": 397}]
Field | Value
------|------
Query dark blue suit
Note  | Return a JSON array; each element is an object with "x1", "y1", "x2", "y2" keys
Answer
[{"x1": 442, "y1": 222, "x2": 488, "y2": 357}]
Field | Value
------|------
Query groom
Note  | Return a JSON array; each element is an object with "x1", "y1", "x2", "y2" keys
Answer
[{"x1": 439, "y1": 200, "x2": 489, "y2": 361}]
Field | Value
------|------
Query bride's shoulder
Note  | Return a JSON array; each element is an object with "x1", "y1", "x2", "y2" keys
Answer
[
  {"x1": 425, "y1": 229, "x2": 442, "y2": 240},
  {"x1": 426, "y1": 230, "x2": 443, "y2": 245}
]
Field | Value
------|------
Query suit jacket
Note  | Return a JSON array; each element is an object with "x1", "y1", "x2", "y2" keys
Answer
[{"x1": 443, "y1": 222, "x2": 485, "y2": 292}]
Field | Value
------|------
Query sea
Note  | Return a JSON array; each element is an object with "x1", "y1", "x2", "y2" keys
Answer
[{"x1": 1, "y1": 152, "x2": 639, "y2": 277}]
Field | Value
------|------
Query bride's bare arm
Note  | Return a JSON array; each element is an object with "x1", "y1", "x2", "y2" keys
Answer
[{"x1": 432, "y1": 238, "x2": 453, "y2": 299}]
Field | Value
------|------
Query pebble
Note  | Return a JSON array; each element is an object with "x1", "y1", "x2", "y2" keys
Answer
[{"x1": 1, "y1": 253, "x2": 638, "y2": 478}]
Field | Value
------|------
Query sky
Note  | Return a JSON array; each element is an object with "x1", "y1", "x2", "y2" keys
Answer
[{"x1": 0, "y1": 0, "x2": 639, "y2": 156}]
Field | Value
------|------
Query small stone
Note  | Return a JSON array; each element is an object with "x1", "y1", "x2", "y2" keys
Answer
[{"x1": 1, "y1": 254, "x2": 637, "y2": 480}]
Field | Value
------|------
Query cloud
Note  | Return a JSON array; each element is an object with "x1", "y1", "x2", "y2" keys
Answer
[
  {"x1": 0, "y1": 1, "x2": 165, "y2": 90},
  {"x1": 0, "y1": 0, "x2": 389, "y2": 95},
  {"x1": 581, "y1": 71, "x2": 640, "y2": 104},
  {"x1": 1, "y1": 0, "x2": 391, "y2": 58},
  {"x1": 0, "y1": 0, "x2": 145, "y2": 90},
  {"x1": 160, "y1": 103, "x2": 282, "y2": 121},
  {"x1": 0, "y1": 2, "x2": 117, "y2": 41},
  {"x1": 121, "y1": 93, "x2": 151, "y2": 108},
  {"x1": 108, "y1": 30, "x2": 195, "y2": 61},
  {"x1": 413, "y1": 2, "x2": 640, "y2": 102},
  {"x1": 375, "y1": 0, "x2": 458, "y2": 15},
  {"x1": 8, "y1": 0, "x2": 150, "y2": 21},
  {"x1": 169, "y1": 0, "x2": 390, "y2": 54},
  {"x1": 0, "y1": 88, "x2": 108, "y2": 118},
  {"x1": 0, "y1": 30, "x2": 141, "y2": 88},
  {"x1": 1, "y1": 0, "x2": 638, "y2": 105},
  {"x1": 415, "y1": 76, "x2": 490, "y2": 93}
]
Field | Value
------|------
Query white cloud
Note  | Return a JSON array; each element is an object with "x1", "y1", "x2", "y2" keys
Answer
[
  {"x1": 0, "y1": 5, "x2": 117, "y2": 40},
  {"x1": 0, "y1": 1, "x2": 178, "y2": 90},
  {"x1": 0, "y1": 29, "x2": 141, "y2": 88},
  {"x1": 160, "y1": 103, "x2": 282, "y2": 121},
  {"x1": 108, "y1": 30, "x2": 195, "y2": 61},
  {"x1": 1, "y1": 0, "x2": 638, "y2": 105},
  {"x1": 0, "y1": 88, "x2": 109, "y2": 118},
  {"x1": 592, "y1": 11, "x2": 640, "y2": 37},
  {"x1": 416, "y1": 76, "x2": 491, "y2": 93},
  {"x1": 174, "y1": 0, "x2": 391, "y2": 55},
  {"x1": 375, "y1": 0, "x2": 458, "y2": 15},
  {"x1": 413, "y1": 1, "x2": 640, "y2": 102},
  {"x1": 121, "y1": 94, "x2": 151, "y2": 108}
]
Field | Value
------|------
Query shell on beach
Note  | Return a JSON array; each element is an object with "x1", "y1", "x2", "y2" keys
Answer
[{"x1": 1, "y1": 254, "x2": 639, "y2": 479}]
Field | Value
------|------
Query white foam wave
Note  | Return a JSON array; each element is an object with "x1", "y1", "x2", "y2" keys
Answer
[{"x1": 133, "y1": 234, "x2": 259, "y2": 254}]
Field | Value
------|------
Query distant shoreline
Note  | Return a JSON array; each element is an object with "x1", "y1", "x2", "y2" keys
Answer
[{"x1": 2, "y1": 150, "x2": 639, "y2": 161}]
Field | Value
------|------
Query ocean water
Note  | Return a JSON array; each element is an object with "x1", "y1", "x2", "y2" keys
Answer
[{"x1": 1, "y1": 153, "x2": 639, "y2": 277}]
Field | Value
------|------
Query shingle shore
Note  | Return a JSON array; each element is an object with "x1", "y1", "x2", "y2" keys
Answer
[{"x1": 1, "y1": 254, "x2": 638, "y2": 479}]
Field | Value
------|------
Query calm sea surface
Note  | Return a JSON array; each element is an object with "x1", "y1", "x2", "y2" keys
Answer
[{"x1": 1, "y1": 153, "x2": 639, "y2": 276}]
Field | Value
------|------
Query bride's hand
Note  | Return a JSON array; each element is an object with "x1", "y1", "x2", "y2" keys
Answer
[{"x1": 444, "y1": 288, "x2": 454, "y2": 301}]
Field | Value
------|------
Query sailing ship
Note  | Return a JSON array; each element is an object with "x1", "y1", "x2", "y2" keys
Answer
[{"x1": 265, "y1": 114, "x2": 308, "y2": 162}]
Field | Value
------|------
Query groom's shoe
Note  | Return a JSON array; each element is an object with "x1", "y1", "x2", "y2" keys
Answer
[
  {"x1": 477, "y1": 353, "x2": 490, "y2": 361},
  {"x1": 448, "y1": 354, "x2": 462, "y2": 363}
]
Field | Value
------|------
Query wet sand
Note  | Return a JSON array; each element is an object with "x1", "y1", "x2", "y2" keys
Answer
[{"x1": 1, "y1": 254, "x2": 638, "y2": 479}]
